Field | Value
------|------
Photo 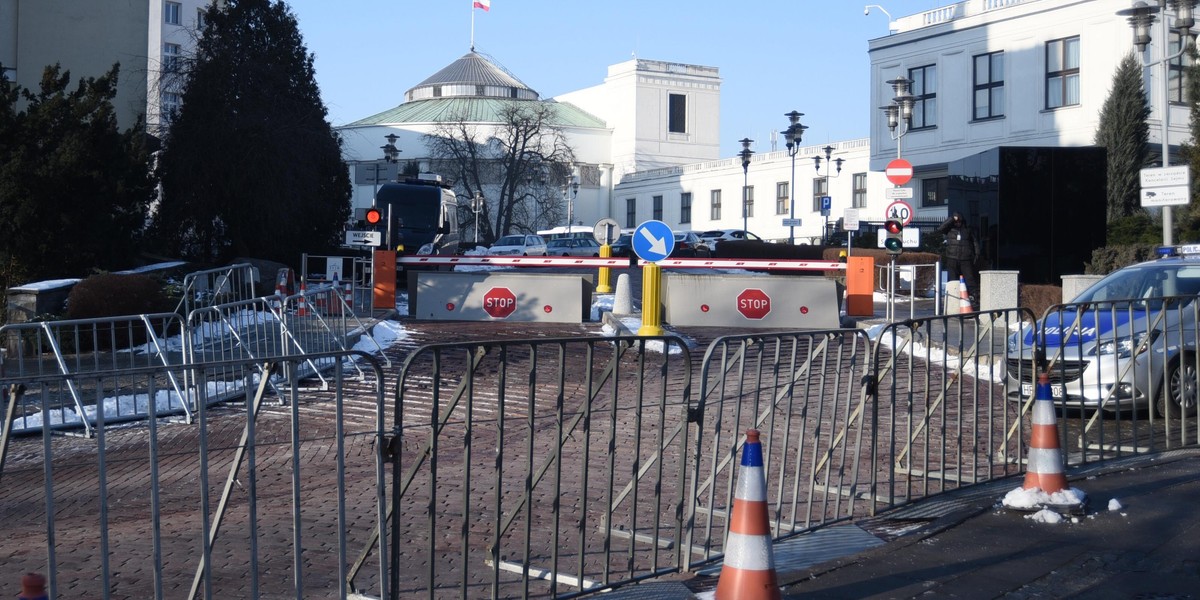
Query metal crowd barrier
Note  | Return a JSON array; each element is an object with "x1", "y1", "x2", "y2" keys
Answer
[
  {"x1": 176, "y1": 263, "x2": 259, "y2": 318},
  {"x1": 0, "y1": 352, "x2": 389, "y2": 600}
]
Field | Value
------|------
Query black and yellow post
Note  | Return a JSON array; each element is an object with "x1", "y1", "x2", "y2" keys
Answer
[
  {"x1": 597, "y1": 244, "x2": 613, "y2": 293},
  {"x1": 637, "y1": 262, "x2": 665, "y2": 336}
]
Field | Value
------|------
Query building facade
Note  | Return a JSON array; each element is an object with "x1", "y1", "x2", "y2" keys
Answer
[{"x1": 0, "y1": 0, "x2": 214, "y2": 135}]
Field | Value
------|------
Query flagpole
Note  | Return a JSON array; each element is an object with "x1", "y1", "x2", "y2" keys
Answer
[{"x1": 470, "y1": 2, "x2": 475, "y2": 51}]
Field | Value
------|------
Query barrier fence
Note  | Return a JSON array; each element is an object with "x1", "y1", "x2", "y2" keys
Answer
[{"x1": 4, "y1": 304, "x2": 1200, "y2": 598}]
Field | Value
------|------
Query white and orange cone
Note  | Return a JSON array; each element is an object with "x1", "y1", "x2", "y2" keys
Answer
[
  {"x1": 343, "y1": 276, "x2": 353, "y2": 311},
  {"x1": 296, "y1": 282, "x2": 309, "y2": 317},
  {"x1": 715, "y1": 429, "x2": 780, "y2": 600},
  {"x1": 1023, "y1": 373, "x2": 1068, "y2": 494},
  {"x1": 958, "y1": 275, "x2": 973, "y2": 313}
]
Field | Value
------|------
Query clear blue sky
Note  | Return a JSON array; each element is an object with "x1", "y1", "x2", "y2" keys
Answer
[{"x1": 285, "y1": 0, "x2": 948, "y2": 156}]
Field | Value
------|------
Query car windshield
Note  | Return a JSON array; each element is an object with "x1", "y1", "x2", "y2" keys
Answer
[
  {"x1": 494, "y1": 235, "x2": 525, "y2": 246},
  {"x1": 1074, "y1": 263, "x2": 1200, "y2": 308}
]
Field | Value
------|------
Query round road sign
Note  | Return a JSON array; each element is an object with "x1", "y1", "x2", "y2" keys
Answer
[
  {"x1": 886, "y1": 159, "x2": 913, "y2": 186},
  {"x1": 736, "y1": 288, "x2": 771, "y2": 320},
  {"x1": 885, "y1": 200, "x2": 914, "y2": 226},
  {"x1": 482, "y1": 287, "x2": 517, "y2": 319},
  {"x1": 593, "y1": 218, "x2": 621, "y2": 245}
]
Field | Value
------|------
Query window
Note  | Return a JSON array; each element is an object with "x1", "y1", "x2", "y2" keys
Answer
[
  {"x1": 1046, "y1": 36, "x2": 1080, "y2": 108},
  {"x1": 812, "y1": 178, "x2": 828, "y2": 212},
  {"x1": 161, "y1": 92, "x2": 181, "y2": 123},
  {"x1": 973, "y1": 51, "x2": 1004, "y2": 120},
  {"x1": 711, "y1": 189, "x2": 722, "y2": 220},
  {"x1": 922, "y1": 177, "x2": 949, "y2": 208},
  {"x1": 162, "y1": 43, "x2": 181, "y2": 73},
  {"x1": 164, "y1": 1, "x2": 182, "y2": 25},
  {"x1": 852, "y1": 173, "x2": 867, "y2": 208},
  {"x1": 668, "y1": 93, "x2": 686, "y2": 134},
  {"x1": 909, "y1": 65, "x2": 937, "y2": 129},
  {"x1": 196, "y1": 8, "x2": 206, "y2": 29},
  {"x1": 776, "y1": 182, "x2": 789, "y2": 215},
  {"x1": 743, "y1": 186, "x2": 754, "y2": 218},
  {"x1": 680, "y1": 192, "x2": 692, "y2": 224},
  {"x1": 1169, "y1": 32, "x2": 1195, "y2": 103},
  {"x1": 625, "y1": 198, "x2": 637, "y2": 229},
  {"x1": 652, "y1": 195, "x2": 663, "y2": 220}
]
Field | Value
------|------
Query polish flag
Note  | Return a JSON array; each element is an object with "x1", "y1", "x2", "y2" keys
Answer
[{"x1": 473, "y1": 0, "x2": 490, "y2": 11}]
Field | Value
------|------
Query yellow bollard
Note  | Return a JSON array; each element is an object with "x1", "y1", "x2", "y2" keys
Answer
[
  {"x1": 597, "y1": 244, "x2": 613, "y2": 293},
  {"x1": 638, "y1": 263, "x2": 665, "y2": 336}
]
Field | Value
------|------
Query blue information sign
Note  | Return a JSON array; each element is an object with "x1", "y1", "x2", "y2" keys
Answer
[
  {"x1": 821, "y1": 195, "x2": 832, "y2": 216},
  {"x1": 632, "y1": 220, "x2": 675, "y2": 263}
]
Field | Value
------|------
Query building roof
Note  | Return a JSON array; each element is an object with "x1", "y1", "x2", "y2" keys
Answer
[
  {"x1": 405, "y1": 51, "x2": 538, "y2": 102},
  {"x1": 346, "y1": 97, "x2": 607, "y2": 129}
]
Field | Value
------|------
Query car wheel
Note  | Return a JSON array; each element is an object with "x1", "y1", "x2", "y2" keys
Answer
[
  {"x1": 1158, "y1": 354, "x2": 1199, "y2": 418},
  {"x1": 562, "y1": 253, "x2": 570, "y2": 257}
]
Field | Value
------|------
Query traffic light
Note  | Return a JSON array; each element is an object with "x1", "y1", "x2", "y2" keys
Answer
[
  {"x1": 884, "y1": 219, "x2": 903, "y2": 255},
  {"x1": 364, "y1": 208, "x2": 383, "y2": 227}
]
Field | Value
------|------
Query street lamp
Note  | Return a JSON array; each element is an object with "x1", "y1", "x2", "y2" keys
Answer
[
  {"x1": 814, "y1": 145, "x2": 845, "y2": 245},
  {"x1": 881, "y1": 75, "x2": 916, "y2": 159},
  {"x1": 471, "y1": 192, "x2": 484, "y2": 244},
  {"x1": 1117, "y1": 0, "x2": 1197, "y2": 245},
  {"x1": 563, "y1": 165, "x2": 580, "y2": 230},
  {"x1": 738, "y1": 138, "x2": 754, "y2": 234},
  {"x1": 782, "y1": 111, "x2": 808, "y2": 245},
  {"x1": 381, "y1": 133, "x2": 401, "y2": 164}
]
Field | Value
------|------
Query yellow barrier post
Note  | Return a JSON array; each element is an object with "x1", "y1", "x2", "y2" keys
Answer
[
  {"x1": 638, "y1": 262, "x2": 665, "y2": 336},
  {"x1": 597, "y1": 244, "x2": 613, "y2": 293}
]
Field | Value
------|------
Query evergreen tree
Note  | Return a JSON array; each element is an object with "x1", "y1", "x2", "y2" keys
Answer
[
  {"x1": 152, "y1": 0, "x2": 349, "y2": 266},
  {"x1": 0, "y1": 64, "x2": 155, "y2": 284},
  {"x1": 1095, "y1": 53, "x2": 1151, "y2": 222},
  {"x1": 1177, "y1": 47, "x2": 1200, "y2": 241}
]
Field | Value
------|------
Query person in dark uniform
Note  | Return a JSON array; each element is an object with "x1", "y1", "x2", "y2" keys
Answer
[{"x1": 936, "y1": 212, "x2": 979, "y2": 308}]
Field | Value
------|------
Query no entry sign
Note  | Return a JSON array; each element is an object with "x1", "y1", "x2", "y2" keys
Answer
[
  {"x1": 886, "y1": 159, "x2": 913, "y2": 186},
  {"x1": 736, "y1": 288, "x2": 771, "y2": 319},
  {"x1": 482, "y1": 287, "x2": 517, "y2": 319}
]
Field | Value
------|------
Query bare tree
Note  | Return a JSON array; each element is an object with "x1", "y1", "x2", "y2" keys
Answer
[{"x1": 425, "y1": 101, "x2": 575, "y2": 241}]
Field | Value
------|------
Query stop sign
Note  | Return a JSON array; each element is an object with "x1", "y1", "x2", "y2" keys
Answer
[
  {"x1": 885, "y1": 158, "x2": 913, "y2": 186},
  {"x1": 736, "y1": 288, "x2": 771, "y2": 320},
  {"x1": 482, "y1": 287, "x2": 517, "y2": 319}
]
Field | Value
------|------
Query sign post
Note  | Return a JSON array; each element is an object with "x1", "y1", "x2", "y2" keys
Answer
[
  {"x1": 633, "y1": 220, "x2": 675, "y2": 336},
  {"x1": 885, "y1": 158, "x2": 913, "y2": 186}
]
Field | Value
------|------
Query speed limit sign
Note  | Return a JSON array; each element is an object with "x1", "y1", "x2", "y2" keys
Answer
[{"x1": 885, "y1": 200, "x2": 913, "y2": 226}]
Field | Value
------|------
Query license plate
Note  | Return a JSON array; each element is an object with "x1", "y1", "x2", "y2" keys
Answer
[{"x1": 1021, "y1": 382, "x2": 1064, "y2": 399}]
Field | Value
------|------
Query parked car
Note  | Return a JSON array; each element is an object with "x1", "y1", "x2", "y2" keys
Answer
[
  {"x1": 546, "y1": 238, "x2": 601, "y2": 257},
  {"x1": 698, "y1": 229, "x2": 764, "y2": 251},
  {"x1": 487, "y1": 234, "x2": 548, "y2": 256},
  {"x1": 671, "y1": 231, "x2": 712, "y2": 258},
  {"x1": 610, "y1": 234, "x2": 634, "y2": 257},
  {"x1": 1006, "y1": 245, "x2": 1200, "y2": 417}
]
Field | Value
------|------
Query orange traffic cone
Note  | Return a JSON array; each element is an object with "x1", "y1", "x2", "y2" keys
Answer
[
  {"x1": 343, "y1": 277, "x2": 353, "y2": 311},
  {"x1": 19, "y1": 572, "x2": 47, "y2": 600},
  {"x1": 958, "y1": 275, "x2": 973, "y2": 313},
  {"x1": 715, "y1": 429, "x2": 780, "y2": 600},
  {"x1": 296, "y1": 282, "x2": 309, "y2": 317},
  {"x1": 1023, "y1": 373, "x2": 1068, "y2": 494}
]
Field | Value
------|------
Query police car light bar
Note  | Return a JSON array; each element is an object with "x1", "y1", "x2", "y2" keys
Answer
[{"x1": 1162, "y1": 244, "x2": 1200, "y2": 257}]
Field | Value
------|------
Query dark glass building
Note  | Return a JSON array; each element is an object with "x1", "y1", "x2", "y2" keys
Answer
[{"x1": 946, "y1": 146, "x2": 1107, "y2": 285}]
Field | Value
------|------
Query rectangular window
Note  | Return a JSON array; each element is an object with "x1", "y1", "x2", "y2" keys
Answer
[
  {"x1": 711, "y1": 189, "x2": 722, "y2": 220},
  {"x1": 908, "y1": 65, "x2": 937, "y2": 129},
  {"x1": 652, "y1": 195, "x2": 663, "y2": 221},
  {"x1": 973, "y1": 51, "x2": 1004, "y2": 119},
  {"x1": 680, "y1": 192, "x2": 692, "y2": 224},
  {"x1": 161, "y1": 92, "x2": 181, "y2": 122},
  {"x1": 164, "y1": 1, "x2": 182, "y2": 25},
  {"x1": 668, "y1": 93, "x2": 686, "y2": 134},
  {"x1": 625, "y1": 198, "x2": 637, "y2": 229},
  {"x1": 1046, "y1": 36, "x2": 1080, "y2": 108},
  {"x1": 852, "y1": 173, "x2": 868, "y2": 208},
  {"x1": 922, "y1": 177, "x2": 949, "y2": 208},
  {"x1": 1169, "y1": 32, "x2": 1195, "y2": 103},
  {"x1": 776, "y1": 182, "x2": 789, "y2": 215},
  {"x1": 812, "y1": 178, "x2": 828, "y2": 212},
  {"x1": 197, "y1": 8, "x2": 206, "y2": 29},
  {"x1": 743, "y1": 186, "x2": 754, "y2": 218},
  {"x1": 162, "y1": 43, "x2": 181, "y2": 73}
]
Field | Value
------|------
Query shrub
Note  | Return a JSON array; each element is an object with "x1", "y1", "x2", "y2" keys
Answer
[
  {"x1": 1085, "y1": 244, "x2": 1159, "y2": 275},
  {"x1": 66, "y1": 273, "x2": 173, "y2": 320},
  {"x1": 1020, "y1": 284, "x2": 1062, "y2": 320}
]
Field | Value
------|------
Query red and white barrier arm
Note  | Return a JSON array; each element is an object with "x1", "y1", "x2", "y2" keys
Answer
[{"x1": 396, "y1": 255, "x2": 846, "y2": 271}]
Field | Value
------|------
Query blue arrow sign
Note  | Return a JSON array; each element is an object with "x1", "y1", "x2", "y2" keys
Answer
[{"x1": 633, "y1": 220, "x2": 675, "y2": 263}]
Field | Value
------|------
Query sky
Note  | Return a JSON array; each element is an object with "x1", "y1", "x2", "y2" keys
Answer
[{"x1": 284, "y1": 0, "x2": 953, "y2": 157}]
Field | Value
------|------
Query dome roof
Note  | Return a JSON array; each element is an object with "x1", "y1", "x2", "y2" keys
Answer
[{"x1": 405, "y1": 51, "x2": 539, "y2": 102}]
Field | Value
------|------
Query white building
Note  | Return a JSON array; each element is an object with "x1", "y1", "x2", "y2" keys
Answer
[{"x1": 0, "y1": 0, "x2": 216, "y2": 135}]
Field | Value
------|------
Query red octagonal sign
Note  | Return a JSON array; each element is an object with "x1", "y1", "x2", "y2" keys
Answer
[
  {"x1": 737, "y1": 288, "x2": 771, "y2": 320},
  {"x1": 482, "y1": 287, "x2": 517, "y2": 319}
]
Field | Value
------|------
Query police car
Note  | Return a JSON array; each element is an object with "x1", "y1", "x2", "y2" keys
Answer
[{"x1": 1007, "y1": 244, "x2": 1200, "y2": 417}]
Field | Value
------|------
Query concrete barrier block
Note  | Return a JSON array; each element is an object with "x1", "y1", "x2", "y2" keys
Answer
[
  {"x1": 662, "y1": 274, "x2": 840, "y2": 329},
  {"x1": 413, "y1": 272, "x2": 593, "y2": 323}
]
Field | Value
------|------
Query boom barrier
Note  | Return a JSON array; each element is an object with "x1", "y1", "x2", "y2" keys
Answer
[{"x1": 397, "y1": 255, "x2": 846, "y2": 271}]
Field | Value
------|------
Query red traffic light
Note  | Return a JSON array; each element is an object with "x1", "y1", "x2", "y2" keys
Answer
[
  {"x1": 884, "y1": 219, "x2": 903, "y2": 255},
  {"x1": 884, "y1": 219, "x2": 903, "y2": 234},
  {"x1": 365, "y1": 208, "x2": 383, "y2": 225}
]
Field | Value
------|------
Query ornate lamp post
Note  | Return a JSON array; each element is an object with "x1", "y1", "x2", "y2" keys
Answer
[
  {"x1": 381, "y1": 133, "x2": 400, "y2": 164},
  {"x1": 472, "y1": 192, "x2": 484, "y2": 244},
  {"x1": 1117, "y1": 0, "x2": 1197, "y2": 245},
  {"x1": 881, "y1": 75, "x2": 915, "y2": 159},
  {"x1": 782, "y1": 111, "x2": 807, "y2": 245},
  {"x1": 814, "y1": 145, "x2": 845, "y2": 245},
  {"x1": 738, "y1": 138, "x2": 754, "y2": 234},
  {"x1": 563, "y1": 165, "x2": 580, "y2": 230}
]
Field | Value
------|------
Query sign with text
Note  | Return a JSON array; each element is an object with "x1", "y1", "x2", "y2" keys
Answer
[
  {"x1": 1140, "y1": 165, "x2": 1191, "y2": 207},
  {"x1": 885, "y1": 187, "x2": 914, "y2": 199},
  {"x1": 345, "y1": 230, "x2": 382, "y2": 246},
  {"x1": 843, "y1": 208, "x2": 860, "y2": 230}
]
